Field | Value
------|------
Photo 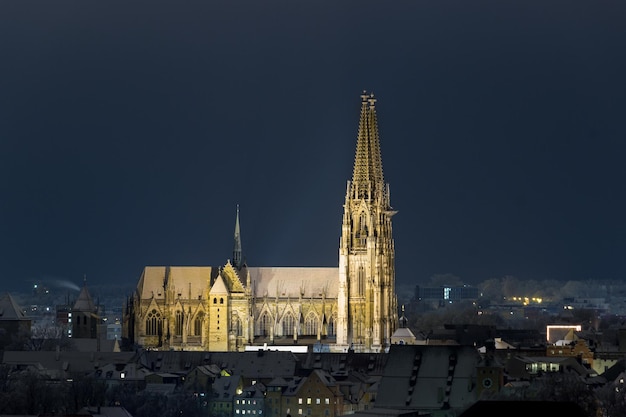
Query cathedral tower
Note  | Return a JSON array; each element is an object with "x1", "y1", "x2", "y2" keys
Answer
[{"x1": 337, "y1": 92, "x2": 398, "y2": 352}]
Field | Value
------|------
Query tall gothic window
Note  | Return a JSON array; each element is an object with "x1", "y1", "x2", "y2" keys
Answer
[
  {"x1": 305, "y1": 313, "x2": 318, "y2": 336},
  {"x1": 282, "y1": 313, "x2": 295, "y2": 336},
  {"x1": 194, "y1": 313, "x2": 204, "y2": 336},
  {"x1": 358, "y1": 266, "x2": 365, "y2": 296},
  {"x1": 234, "y1": 317, "x2": 242, "y2": 337},
  {"x1": 328, "y1": 315, "x2": 335, "y2": 337},
  {"x1": 358, "y1": 212, "x2": 367, "y2": 247},
  {"x1": 175, "y1": 311, "x2": 183, "y2": 336},
  {"x1": 258, "y1": 313, "x2": 271, "y2": 337},
  {"x1": 146, "y1": 309, "x2": 161, "y2": 336}
]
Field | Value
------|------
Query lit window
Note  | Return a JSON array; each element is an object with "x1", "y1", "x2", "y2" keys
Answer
[
  {"x1": 325, "y1": 398, "x2": 330, "y2": 404},
  {"x1": 307, "y1": 398, "x2": 311, "y2": 404},
  {"x1": 298, "y1": 409, "x2": 303, "y2": 415},
  {"x1": 298, "y1": 398, "x2": 303, "y2": 404},
  {"x1": 316, "y1": 398, "x2": 320, "y2": 404}
]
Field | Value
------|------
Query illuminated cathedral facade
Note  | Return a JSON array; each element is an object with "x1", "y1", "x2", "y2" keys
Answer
[{"x1": 123, "y1": 92, "x2": 398, "y2": 353}]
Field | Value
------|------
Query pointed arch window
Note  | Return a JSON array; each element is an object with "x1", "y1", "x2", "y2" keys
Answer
[
  {"x1": 358, "y1": 266, "x2": 365, "y2": 296},
  {"x1": 234, "y1": 317, "x2": 243, "y2": 337},
  {"x1": 258, "y1": 313, "x2": 271, "y2": 337},
  {"x1": 146, "y1": 309, "x2": 162, "y2": 336},
  {"x1": 282, "y1": 313, "x2": 295, "y2": 336},
  {"x1": 305, "y1": 313, "x2": 318, "y2": 336},
  {"x1": 358, "y1": 211, "x2": 368, "y2": 247},
  {"x1": 194, "y1": 312, "x2": 204, "y2": 336},
  {"x1": 328, "y1": 315, "x2": 336, "y2": 337},
  {"x1": 175, "y1": 311, "x2": 184, "y2": 336}
]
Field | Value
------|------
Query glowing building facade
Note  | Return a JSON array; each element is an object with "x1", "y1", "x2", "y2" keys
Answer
[{"x1": 123, "y1": 93, "x2": 397, "y2": 353}]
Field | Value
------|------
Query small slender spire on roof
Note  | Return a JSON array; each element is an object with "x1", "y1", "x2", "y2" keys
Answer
[
  {"x1": 399, "y1": 305, "x2": 408, "y2": 328},
  {"x1": 233, "y1": 205, "x2": 242, "y2": 269},
  {"x1": 351, "y1": 91, "x2": 385, "y2": 200}
]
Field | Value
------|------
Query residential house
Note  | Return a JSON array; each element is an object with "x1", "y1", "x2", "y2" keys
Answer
[
  {"x1": 209, "y1": 374, "x2": 243, "y2": 417},
  {"x1": 0, "y1": 292, "x2": 31, "y2": 349},
  {"x1": 281, "y1": 370, "x2": 343, "y2": 417},
  {"x1": 234, "y1": 382, "x2": 266, "y2": 416}
]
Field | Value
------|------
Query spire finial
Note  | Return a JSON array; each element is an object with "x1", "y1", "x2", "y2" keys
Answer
[{"x1": 233, "y1": 205, "x2": 243, "y2": 269}]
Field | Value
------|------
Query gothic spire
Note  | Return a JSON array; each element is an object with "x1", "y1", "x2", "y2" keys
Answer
[
  {"x1": 233, "y1": 205, "x2": 242, "y2": 268},
  {"x1": 351, "y1": 91, "x2": 384, "y2": 200}
]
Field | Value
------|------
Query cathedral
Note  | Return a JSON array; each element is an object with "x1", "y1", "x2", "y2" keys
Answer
[{"x1": 123, "y1": 92, "x2": 398, "y2": 353}]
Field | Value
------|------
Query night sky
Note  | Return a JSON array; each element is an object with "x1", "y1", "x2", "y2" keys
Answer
[{"x1": 1, "y1": 1, "x2": 625, "y2": 293}]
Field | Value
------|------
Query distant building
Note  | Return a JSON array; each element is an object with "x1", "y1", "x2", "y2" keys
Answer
[
  {"x1": 0, "y1": 292, "x2": 31, "y2": 349},
  {"x1": 71, "y1": 282, "x2": 100, "y2": 339},
  {"x1": 123, "y1": 93, "x2": 399, "y2": 353},
  {"x1": 390, "y1": 306, "x2": 417, "y2": 345},
  {"x1": 414, "y1": 285, "x2": 480, "y2": 306},
  {"x1": 234, "y1": 383, "x2": 266, "y2": 417},
  {"x1": 209, "y1": 374, "x2": 243, "y2": 417}
]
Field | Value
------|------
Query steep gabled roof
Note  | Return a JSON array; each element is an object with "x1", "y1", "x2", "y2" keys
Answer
[
  {"x1": 73, "y1": 284, "x2": 97, "y2": 312},
  {"x1": 249, "y1": 267, "x2": 338, "y2": 299},
  {"x1": 137, "y1": 266, "x2": 215, "y2": 300},
  {"x1": 376, "y1": 345, "x2": 481, "y2": 411},
  {"x1": 0, "y1": 292, "x2": 29, "y2": 321},
  {"x1": 210, "y1": 274, "x2": 229, "y2": 295}
]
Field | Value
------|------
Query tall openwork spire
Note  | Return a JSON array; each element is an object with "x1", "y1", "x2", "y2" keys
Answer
[
  {"x1": 351, "y1": 91, "x2": 384, "y2": 200},
  {"x1": 232, "y1": 205, "x2": 242, "y2": 268},
  {"x1": 338, "y1": 92, "x2": 397, "y2": 352}
]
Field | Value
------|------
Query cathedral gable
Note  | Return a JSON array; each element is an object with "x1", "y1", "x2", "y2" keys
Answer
[
  {"x1": 141, "y1": 297, "x2": 163, "y2": 319},
  {"x1": 221, "y1": 262, "x2": 245, "y2": 293},
  {"x1": 256, "y1": 303, "x2": 274, "y2": 322},
  {"x1": 190, "y1": 303, "x2": 206, "y2": 319}
]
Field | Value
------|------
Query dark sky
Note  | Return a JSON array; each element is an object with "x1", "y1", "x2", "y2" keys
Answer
[{"x1": 1, "y1": 1, "x2": 625, "y2": 293}]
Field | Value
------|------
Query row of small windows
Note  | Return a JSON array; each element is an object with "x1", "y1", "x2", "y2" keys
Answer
[
  {"x1": 299, "y1": 397, "x2": 330, "y2": 405},
  {"x1": 297, "y1": 409, "x2": 330, "y2": 416}
]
